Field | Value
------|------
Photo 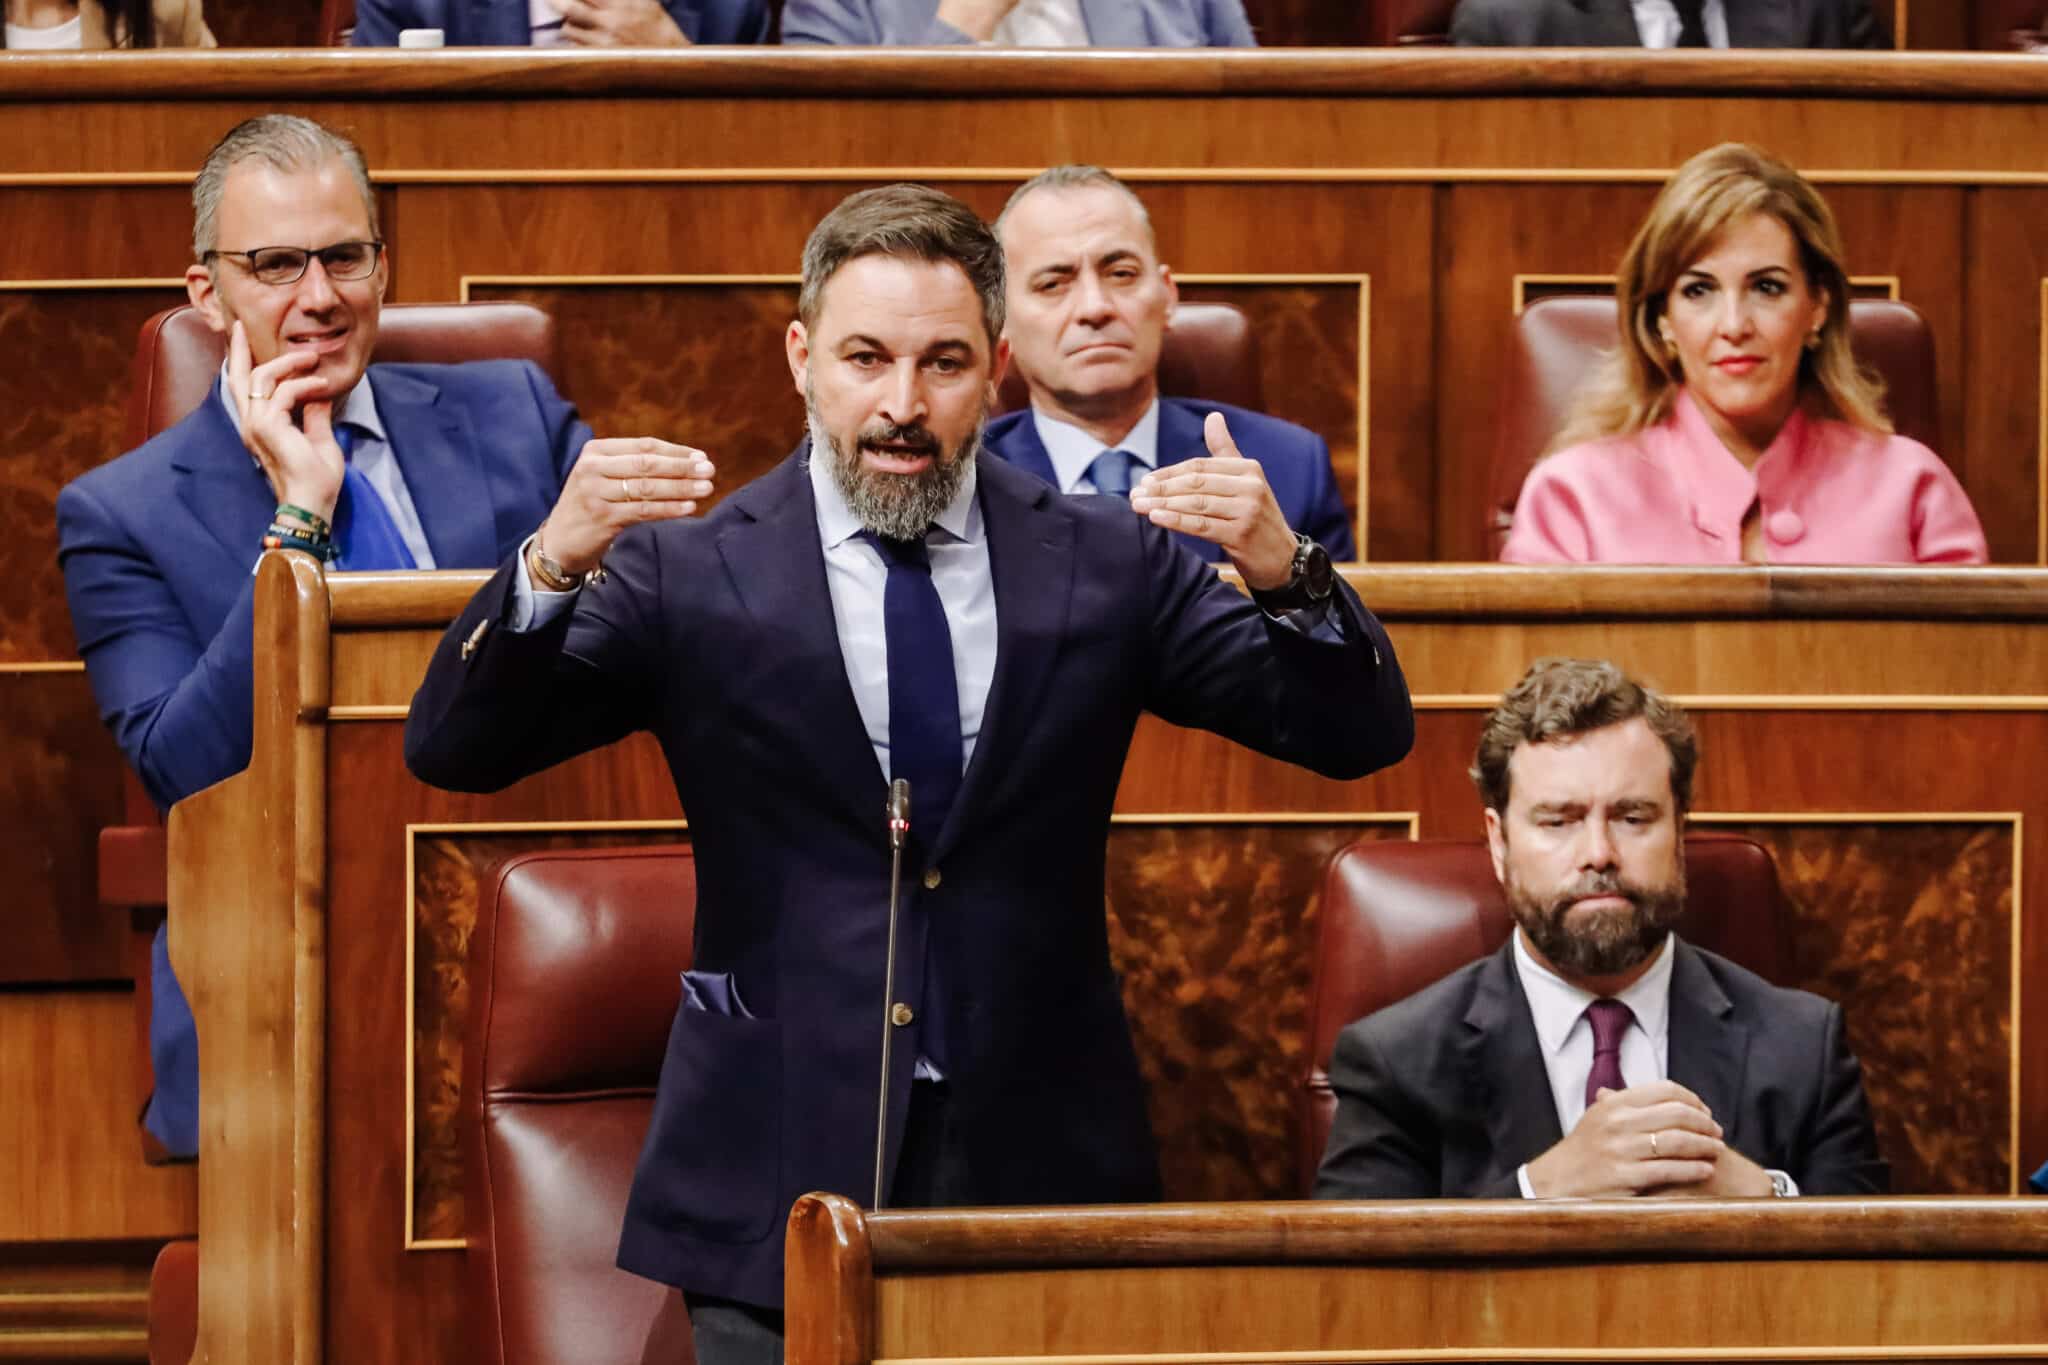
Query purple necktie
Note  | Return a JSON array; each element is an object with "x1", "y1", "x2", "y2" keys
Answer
[{"x1": 1584, "y1": 998, "x2": 1634, "y2": 1107}]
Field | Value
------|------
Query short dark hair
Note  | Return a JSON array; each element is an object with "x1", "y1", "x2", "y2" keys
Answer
[
  {"x1": 193, "y1": 115, "x2": 378, "y2": 260},
  {"x1": 992, "y1": 164, "x2": 1154, "y2": 247},
  {"x1": 798, "y1": 184, "x2": 1005, "y2": 343},
  {"x1": 1471, "y1": 658, "x2": 1699, "y2": 815}
]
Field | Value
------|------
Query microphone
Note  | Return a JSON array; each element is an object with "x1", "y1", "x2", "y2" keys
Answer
[{"x1": 872, "y1": 778, "x2": 911, "y2": 1208}]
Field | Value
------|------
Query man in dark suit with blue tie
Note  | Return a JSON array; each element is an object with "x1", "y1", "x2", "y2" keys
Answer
[
  {"x1": 56, "y1": 114, "x2": 689, "y2": 1159},
  {"x1": 982, "y1": 165, "x2": 1358, "y2": 562},
  {"x1": 404, "y1": 183, "x2": 1413, "y2": 1363}
]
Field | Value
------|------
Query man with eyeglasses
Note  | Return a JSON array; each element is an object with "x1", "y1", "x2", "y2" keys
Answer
[{"x1": 55, "y1": 113, "x2": 702, "y2": 1160}]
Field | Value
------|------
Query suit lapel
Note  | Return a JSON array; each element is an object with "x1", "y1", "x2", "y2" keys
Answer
[
  {"x1": 1666, "y1": 941, "x2": 1748, "y2": 1148},
  {"x1": 715, "y1": 448, "x2": 889, "y2": 837},
  {"x1": 1079, "y1": 0, "x2": 1150, "y2": 44},
  {"x1": 1154, "y1": 397, "x2": 1207, "y2": 473},
  {"x1": 371, "y1": 366, "x2": 498, "y2": 571},
  {"x1": 992, "y1": 412, "x2": 1061, "y2": 489},
  {"x1": 931, "y1": 454, "x2": 1075, "y2": 861},
  {"x1": 1462, "y1": 942, "x2": 1566, "y2": 1172},
  {"x1": 172, "y1": 383, "x2": 279, "y2": 567}
]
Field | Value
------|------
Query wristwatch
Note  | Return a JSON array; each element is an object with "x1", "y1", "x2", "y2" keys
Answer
[
  {"x1": 526, "y1": 524, "x2": 587, "y2": 593},
  {"x1": 1250, "y1": 533, "x2": 1334, "y2": 613}
]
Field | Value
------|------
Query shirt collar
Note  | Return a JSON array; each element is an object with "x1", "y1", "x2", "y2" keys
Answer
[
  {"x1": 805, "y1": 434, "x2": 982, "y2": 551},
  {"x1": 1512, "y1": 928, "x2": 1677, "y2": 1061},
  {"x1": 1029, "y1": 397, "x2": 1161, "y2": 494},
  {"x1": 216, "y1": 360, "x2": 384, "y2": 446}
]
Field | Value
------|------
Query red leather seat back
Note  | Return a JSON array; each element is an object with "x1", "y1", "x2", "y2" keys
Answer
[
  {"x1": 1297, "y1": 834, "x2": 1793, "y2": 1193},
  {"x1": 123, "y1": 302, "x2": 558, "y2": 447},
  {"x1": 463, "y1": 846, "x2": 700, "y2": 1365},
  {"x1": 995, "y1": 301, "x2": 1262, "y2": 415},
  {"x1": 1487, "y1": 295, "x2": 1940, "y2": 554},
  {"x1": 147, "y1": 1238, "x2": 198, "y2": 1365}
]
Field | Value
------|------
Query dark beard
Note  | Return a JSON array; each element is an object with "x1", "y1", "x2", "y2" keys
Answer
[
  {"x1": 807, "y1": 383, "x2": 983, "y2": 542},
  {"x1": 1505, "y1": 857, "x2": 1687, "y2": 979}
]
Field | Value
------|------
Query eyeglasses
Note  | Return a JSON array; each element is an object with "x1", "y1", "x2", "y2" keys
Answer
[{"x1": 202, "y1": 240, "x2": 383, "y2": 287}]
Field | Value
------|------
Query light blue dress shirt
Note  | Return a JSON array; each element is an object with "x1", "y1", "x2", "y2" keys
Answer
[
  {"x1": 217, "y1": 364, "x2": 438, "y2": 570},
  {"x1": 1030, "y1": 398, "x2": 1162, "y2": 495}
]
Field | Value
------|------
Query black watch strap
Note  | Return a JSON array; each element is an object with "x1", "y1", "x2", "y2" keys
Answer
[{"x1": 1251, "y1": 534, "x2": 1333, "y2": 613}]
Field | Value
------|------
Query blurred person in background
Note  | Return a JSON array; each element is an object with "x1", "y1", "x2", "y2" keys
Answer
[
  {"x1": 353, "y1": 0, "x2": 769, "y2": 46},
  {"x1": 1449, "y1": 0, "x2": 1884, "y2": 49},
  {"x1": 2, "y1": 0, "x2": 213, "y2": 48},
  {"x1": 780, "y1": 0, "x2": 1253, "y2": 46}
]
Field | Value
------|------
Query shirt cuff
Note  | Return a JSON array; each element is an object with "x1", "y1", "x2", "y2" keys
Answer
[
  {"x1": 1768, "y1": 1169, "x2": 1800, "y2": 1197},
  {"x1": 509, "y1": 533, "x2": 581, "y2": 632},
  {"x1": 1516, "y1": 1162, "x2": 1536, "y2": 1199},
  {"x1": 1260, "y1": 596, "x2": 1345, "y2": 641}
]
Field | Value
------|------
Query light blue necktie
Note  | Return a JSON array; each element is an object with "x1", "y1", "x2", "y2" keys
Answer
[
  {"x1": 1087, "y1": 448, "x2": 1141, "y2": 498},
  {"x1": 332, "y1": 423, "x2": 418, "y2": 571}
]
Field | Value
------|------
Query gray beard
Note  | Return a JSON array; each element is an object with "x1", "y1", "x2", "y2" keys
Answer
[
  {"x1": 806, "y1": 392, "x2": 981, "y2": 542},
  {"x1": 1504, "y1": 855, "x2": 1688, "y2": 979}
]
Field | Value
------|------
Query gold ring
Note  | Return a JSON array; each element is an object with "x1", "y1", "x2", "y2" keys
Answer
[
  {"x1": 250, "y1": 388, "x2": 271, "y2": 401},
  {"x1": 1649, "y1": 1131, "x2": 1660, "y2": 1159}
]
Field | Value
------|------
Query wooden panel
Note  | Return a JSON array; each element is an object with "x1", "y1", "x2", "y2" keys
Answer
[
  {"x1": 0, "y1": 672, "x2": 128, "y2": 984},
  {"x1": 0, "y1": 1240, "x2": 156, "y2": 1365},
  {"x1": 0, "y1": 991, "x2": 196, "y2": 1241},
  {"x1": 0, "y1": 281, "x2": 189, "y2": 660},
  {"x1": 1963, "y1": 189, "x2": 2048, "y2": 564}
]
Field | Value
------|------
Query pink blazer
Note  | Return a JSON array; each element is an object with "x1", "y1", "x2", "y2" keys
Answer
[{"x1": 1501, "y1": 390, "x2": 1989, "y2": 565}]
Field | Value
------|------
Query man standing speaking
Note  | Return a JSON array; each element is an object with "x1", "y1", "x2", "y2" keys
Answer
[{"x1": 405, "y1": 184, "x2": 1413, "y2": 1362}]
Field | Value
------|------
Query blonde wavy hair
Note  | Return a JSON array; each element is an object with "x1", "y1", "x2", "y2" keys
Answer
[{"x1": 1549, "y1": 143, "x2": 1891, "y2": 454}]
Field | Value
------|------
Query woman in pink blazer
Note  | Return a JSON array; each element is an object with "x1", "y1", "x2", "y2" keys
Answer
[{"x1": 1502, "y1": 144, "x2": 1986, "y2": 566}]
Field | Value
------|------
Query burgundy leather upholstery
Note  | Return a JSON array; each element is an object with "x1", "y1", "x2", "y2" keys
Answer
[
  {"x1": 1486, "y1": 295, "x2": 1940, "y2": 553},
  {"x1": 1296, "y1": 834, "x2": 1793, "y2": 1194},
  {"x1": 124, "y1": 302, "x2": 558, "y2": 449},
  {"x1": 147, "y1": 1238, "x2": 197, "y2": 1365},
  {"x1": 463, "y1": 846, "x2": 700, "y2": 1365},
  {"x1": 320, "y1": 0, "x2": 357, "y2": 44},
  {"x1": 994, "y1": 301, "x2": 1262, "y2": 415}
]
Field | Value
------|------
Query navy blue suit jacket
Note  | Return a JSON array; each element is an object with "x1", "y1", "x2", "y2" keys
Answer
[
  {"x1": 404, "y1": 446, "x2": 1412, "y2": 1307},
  {"x1": 352, "y1": 0, "x2": 771, "y2": 44},
  {"x1": 1312, "y1": 940, "x2": 1890, "y2": 1199},
  {"x1": 780, "y1": 0, "x2": 1253, "y2": 44},
  {"x1": 58, "y1": 360, "x2": 586, "y2": 1153},
  {"x1": 983, "y1": 397, "x2": 1358, "y2": 562}
]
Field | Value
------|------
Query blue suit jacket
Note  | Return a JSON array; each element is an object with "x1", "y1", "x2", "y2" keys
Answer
[
  {"x1": 404, "y1": 447, "x2": 1411, "y2": 1307},
  {"x1": 352, "y1": 0, "x2": 771, "y2": 45},
  {"x1": 984, "y1": 397, "x2": 1358, "y2": 562},
  {"x1": 58, "y1": 359, "x2": 587, "y2": 1154},
  {"x1": 780, "y1": 0, "x2": 1254, "y2": 45}
]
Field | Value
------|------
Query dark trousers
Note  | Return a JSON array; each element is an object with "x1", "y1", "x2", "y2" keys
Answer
[{"x1": 684, "y1": 1079, "x2": 968, "y2": 1365}]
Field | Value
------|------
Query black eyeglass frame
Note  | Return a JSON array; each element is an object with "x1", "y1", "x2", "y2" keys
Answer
[{"x1": 200, "y1": 239, "x2": 386, "y2": 286}]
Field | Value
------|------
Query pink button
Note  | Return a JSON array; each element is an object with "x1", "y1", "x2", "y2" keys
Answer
[{"x1": 1767, "y1": 509, "x2": 1805, "y2": 544}]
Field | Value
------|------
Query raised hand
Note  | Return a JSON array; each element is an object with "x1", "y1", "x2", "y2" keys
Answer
[
  {"x1": 1128, "y1": 411, "x2": 1299, "y2": 589},
  {"x1": 226, "y1": 320, "x2": 346, "y2": 520},
  {"x1": 1523, "y1": 1080, "x2": 1725, "y2": 1199},
  {"x1": 536, "y1": 436, "x2": 716, "y2": 578},
  {"x1": 556, "y1": 0, "x2": 690, "y2": 45}
]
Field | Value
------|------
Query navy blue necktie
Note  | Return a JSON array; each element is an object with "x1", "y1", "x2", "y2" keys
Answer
[
  {"x1": 860, "y1": 531, "x2": 963, "y2": 845},
  {"x1": 331, "y1": 423, "x2": 418, "y2": 571},
  {"x1": 1088, "y1": 448, "x2": 1141, "y2": 498},
  {"x1": 861, "y1": 530, "x2": 962, "y2": 1071},
  {"x1": 1671, "y1": 0, "x2": 1708, "y2": 46}
]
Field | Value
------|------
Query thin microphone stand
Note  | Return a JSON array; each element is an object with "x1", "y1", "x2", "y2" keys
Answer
[{"x1": 872, "y1": 778, "x2": 910, "y2": 1209}]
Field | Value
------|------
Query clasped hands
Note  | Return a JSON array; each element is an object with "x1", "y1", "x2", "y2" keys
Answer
[
  {"x1": 552, "y1": 0, "x2": 690, "y2": 45},
  {"x1": 1523, "y1": 1080, "x2": 1775, "y2": 1199},
  {"x1": 1129, "y1": 411, "x2": 1301, "y2": 591}
]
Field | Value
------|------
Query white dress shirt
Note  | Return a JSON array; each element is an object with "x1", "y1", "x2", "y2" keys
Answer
[
  {"x1": 528, "y1": 0, "x2": 568, "y2": 45},
  {"x1": 1631, "y1": 0, "x2": 1730, "y2": 48},
  {"x1": 990, "y1": 0, "x2": 1089, "y2": 46},
  {"x1": 1511, "y1": 931, "x2": 1796, "y2": 1197},
  {"x1": 217, "y1": 365, "x2": 439, "y2": 571},
  {"x1": 1031, "y1": 399, "x2": 1162, "y2": 495},
  {"x1": 5, "y1": 12, "x2": 82, "y2": 46}
]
